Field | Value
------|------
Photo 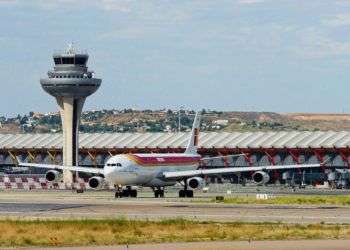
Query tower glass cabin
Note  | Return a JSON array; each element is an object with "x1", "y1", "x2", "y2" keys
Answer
[{"x1": 40, "y1": 45, "x2": 101, "y2": 186}]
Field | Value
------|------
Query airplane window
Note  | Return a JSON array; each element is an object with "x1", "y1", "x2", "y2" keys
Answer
[{"x1": 116, "y1": 163, "x2": 122, "y2": 167}]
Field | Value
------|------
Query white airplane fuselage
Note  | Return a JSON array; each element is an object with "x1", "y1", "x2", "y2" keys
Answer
[{"x1": 103, "y1": 153, "x2": 201, "y2": 187}]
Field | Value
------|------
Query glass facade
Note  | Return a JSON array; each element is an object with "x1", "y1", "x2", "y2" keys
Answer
[
  {"x1": 53, "y1": 58, "x2": 61, "y2": 64},
  {"x1": 75, "y1": 56, "x2": 87, "y2": 65},
  {"x1": 61, "y1": 57, "x2": 74, "y2": 64},
  {"x1": 53, "y1": 56, "x2": 87, "y2": 65}
]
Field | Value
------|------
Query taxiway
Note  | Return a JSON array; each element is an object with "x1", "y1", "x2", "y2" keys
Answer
[{"x1": 0, "y1": 190, "x2": 350, "y2": 223}]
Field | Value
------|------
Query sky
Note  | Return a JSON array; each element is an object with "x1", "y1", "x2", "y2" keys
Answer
[{"x1": 1, "y1": 0, "x2": 350, "y2": 116}]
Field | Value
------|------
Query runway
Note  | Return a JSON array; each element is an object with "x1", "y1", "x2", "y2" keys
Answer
[{"x1": 1, "y1": 190, "x2": 350, "y2": 223}]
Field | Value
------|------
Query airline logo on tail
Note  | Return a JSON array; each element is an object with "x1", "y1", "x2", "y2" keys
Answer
[{"x1": 185, "y1": 111, "x2": 201, "y2": 154}]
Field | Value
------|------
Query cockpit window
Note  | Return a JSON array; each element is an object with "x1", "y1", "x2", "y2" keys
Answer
[{"x1": 107, "y1": 163, "x2": 122, "y2": 167}]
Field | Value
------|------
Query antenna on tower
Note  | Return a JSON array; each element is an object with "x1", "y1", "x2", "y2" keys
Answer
[{"x1": 66, "y1": 42, "x2": 75, "y2": 54}]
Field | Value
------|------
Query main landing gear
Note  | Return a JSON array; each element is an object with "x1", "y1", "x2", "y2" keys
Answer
[
  {"x1": 179, "y1": 179, "x2": 193, "y2": 198},
  {"x1": 115, "y1": 186, "x2": 137, "y2": 198},
  {"x1": 179, "y1": 189, "x2": 193, "y2": 198},
  {"x1": 153, "y1": 187, "x2": 164, "y2": 198}
]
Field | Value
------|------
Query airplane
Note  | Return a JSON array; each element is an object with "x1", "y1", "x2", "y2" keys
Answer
[{"x1": 18, "y1": 111, "x2": 323, "y2": 198}]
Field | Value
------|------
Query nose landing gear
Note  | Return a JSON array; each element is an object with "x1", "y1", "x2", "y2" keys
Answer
[
  {"x1": 179, "y1": 189, "x2": 193, "y2": 198},
  {"x1": 153, "y1": 187, "x2": 164, "y2": 198}
]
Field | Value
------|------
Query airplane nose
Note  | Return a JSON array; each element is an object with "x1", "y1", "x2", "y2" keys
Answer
[
  {"x1": 104, "y1": 166, "x2": 114, "y2": 176},
  {"x1": 103, "y1": 167, "x2": 114, "y2": 183}
]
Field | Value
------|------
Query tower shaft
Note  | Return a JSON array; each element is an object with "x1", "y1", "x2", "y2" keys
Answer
[{"x1": 56, "y1": 97, "x2": 85, "y2": 184}]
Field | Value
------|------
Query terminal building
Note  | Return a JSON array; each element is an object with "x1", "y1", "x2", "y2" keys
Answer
[{"x1": 1, "y1": 131, "x2": 350, "y2": 186}]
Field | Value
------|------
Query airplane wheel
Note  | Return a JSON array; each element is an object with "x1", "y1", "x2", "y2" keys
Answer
[
  {"x1": 154, "y1": 190, "x2": 160, "y2": 198},
  {"x1": 186, "y1": 190, "x2": 193, "y2": 198},
  {"x1": 154, "y1": 188, "x2": 164, "y2": 198},
  {"x1": 130, "y1": 190, "x2": 137, "y2": 198},
  {"x1": 122, "y1": 189, "x2": 130, "y2": 197},
  {"x1": 154, "y1": 191, "x2": 159, "y2": 198},
  {"x1": 179, "y1": 190, "x2": 186, "y2": 198}
]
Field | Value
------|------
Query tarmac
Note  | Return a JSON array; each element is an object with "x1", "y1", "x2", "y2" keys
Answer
[
  {"x1": 0, "y1": 189, "x2": 350, "y2": 223},
  {"x1": 1, "y1": 189, "x2": 350, "y2": 249}
]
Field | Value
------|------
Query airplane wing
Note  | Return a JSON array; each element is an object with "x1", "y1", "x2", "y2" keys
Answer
[
  {"x1": 163, "y1": 163, "x2": 321, "y2": 179},
  {"x1": 17, "y1": 161, "x2": 104, "y2": 175}
]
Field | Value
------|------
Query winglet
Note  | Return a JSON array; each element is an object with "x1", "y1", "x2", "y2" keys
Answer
[{"x1": 184, "y1": 111, "x2": 201, "y2": 154}]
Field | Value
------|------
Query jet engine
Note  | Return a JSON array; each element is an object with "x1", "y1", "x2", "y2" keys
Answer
[
  {"x1": 88, "y1": 176, "x2": 105, "y2": 189},
  {"x1": 252, "y1": 171, "x2": 270, "y2": 185},
  {"x1": 187, "y1": 177, "x2": 205, "y2": 189},
  {"x1": 45, "y1": 170, "x2": 62, "y2": 182}
]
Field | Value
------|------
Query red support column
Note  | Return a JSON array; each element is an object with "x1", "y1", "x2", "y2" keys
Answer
[
  {"x1": 240, "y1": 150, "x2": 253, "y2": 167},
  {"x1": 288, "y1": 149, "x2": 302, "y2": 174},
  {"x1": 338, "y1": 149, "x2": 350, "y2": 169},
  {"x1": 219, "y1": 152, "x2": 229, "y2": 167},
  {"x1": 313, "y1": 149, "x2": 325, "y2": 171},
  {"x1": 288, "y1": 149, "x2": 301, "y2": 164},
  {"x1": 264, "y1": 150, "x2": 276, "y2": 165},
  {"x1": 264, "y1": 150, "x2": 279, "y2": 181}
]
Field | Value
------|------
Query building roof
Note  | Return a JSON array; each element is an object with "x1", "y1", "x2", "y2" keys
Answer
[{"x1": 0, "y1": 131, "x2": 350, "y2": 150}]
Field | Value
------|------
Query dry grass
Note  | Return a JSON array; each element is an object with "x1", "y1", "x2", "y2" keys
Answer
[
  {"x1": 214, "y1": 195, "x2": 350, "y2": 205},
  {"x1": 0, "y1": 219, "x2": 350, "y2": 247}
]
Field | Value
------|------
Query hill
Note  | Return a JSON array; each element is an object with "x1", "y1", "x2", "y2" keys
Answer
[{"x1": 1, "y1": 109, "x2": 350, "y2": 133}]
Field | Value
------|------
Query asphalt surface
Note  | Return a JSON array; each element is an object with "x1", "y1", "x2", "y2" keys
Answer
[
  {"x1": 0, "y1": 190, "x2": 350, "y2": 223},
  {"x1": 3, "y1": 240, "x2": 350, "y2": 250},
  {"x1": 1, "y1": 190, "x2": 350, "y2": 249}
]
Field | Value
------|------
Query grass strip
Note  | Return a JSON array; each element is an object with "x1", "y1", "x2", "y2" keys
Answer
[
  {"x1": 209, "y1": 195, "x2": 350, "y2": 205},
  {"x1": 0, "y1": 218, "x2": 349, "y2": 247}
]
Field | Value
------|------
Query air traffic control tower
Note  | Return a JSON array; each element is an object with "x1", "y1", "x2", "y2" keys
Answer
[{"x1": 40, "y1": 44, "x2": 101, "y2": 185}]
